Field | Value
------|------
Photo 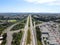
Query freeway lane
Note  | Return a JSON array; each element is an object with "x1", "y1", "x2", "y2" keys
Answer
[
  {"x1": 30, "y1": 15, "x2": 37, "y2": 45},
  {"x1": 21, "y1": 15, "x2": 37, "y2": 45},
  {"x1": 20, "y1": 16, "x2": 29, "y2": 45}
]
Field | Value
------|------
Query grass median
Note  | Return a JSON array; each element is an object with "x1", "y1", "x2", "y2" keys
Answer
[{"x1": 26, "y1": 29, "x2": 31, "y2": 45}]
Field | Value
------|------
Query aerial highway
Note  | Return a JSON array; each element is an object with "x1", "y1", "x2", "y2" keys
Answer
[
  {"x1": 20, "y1": 16, "x2": 29, "y2": 45},
  {"x1": 20, "y1": 15, "x2": 37, "y2": 45},
  {"x1": 0, "y1": 15, "x2": 40, "y2": 45},
  {"x1": 30, "y1": 15, "x2": 37, "y2": 45}
]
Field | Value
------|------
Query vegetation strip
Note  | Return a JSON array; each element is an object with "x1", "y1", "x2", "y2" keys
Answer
[
  {"x1": 36, "y1": 27, "x2": 42, "y2": 45},
  {"x1": 0, "y1": 23, "x2": 13, "y2": 35},
  {"x1": 11, "y1": 19, "x2": 27, "y2": 31},
  {"x1": 26, "y1": 29, "x2": 31, "y2": 44},
  {"x1": 11, "y1": 23, "x2": 25, "y2": 31},
  {"x1": 11, "y1": 31, "x2": 23, "y2": 45},
  {"x1": 1, "y1": 33, "x2": 7, "y2": 45}
]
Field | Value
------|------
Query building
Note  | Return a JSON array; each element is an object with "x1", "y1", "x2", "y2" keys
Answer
[{"x1": 39, "y1": 23, "x2": 60, "y2": 45}]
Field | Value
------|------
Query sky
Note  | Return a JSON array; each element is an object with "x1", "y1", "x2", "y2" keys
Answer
[{"x1": 0, "y1": 0, "x2": 60, "y2": 13}]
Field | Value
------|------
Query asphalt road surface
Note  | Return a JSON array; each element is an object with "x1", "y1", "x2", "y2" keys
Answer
[
  {"x1": 30, "y1": 15, "x2": 37, "y2": 45},
  {"x1": 20, "y1": 16, "x2": 29, "y2": 45}
]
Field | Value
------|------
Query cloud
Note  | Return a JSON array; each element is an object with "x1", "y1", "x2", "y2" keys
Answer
[
  {"x1": 24, "y1": 0, "x2": 55, "y2": 3},
  {"x1": 19, "y1": 7, "x2": 59, "y2": 13},
  {"x1": 48, "y1": 0, "x2": 60, "y2": 5},
  {"x1": 24, "y1": 0, "x2": 60, "y2": 5}
]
